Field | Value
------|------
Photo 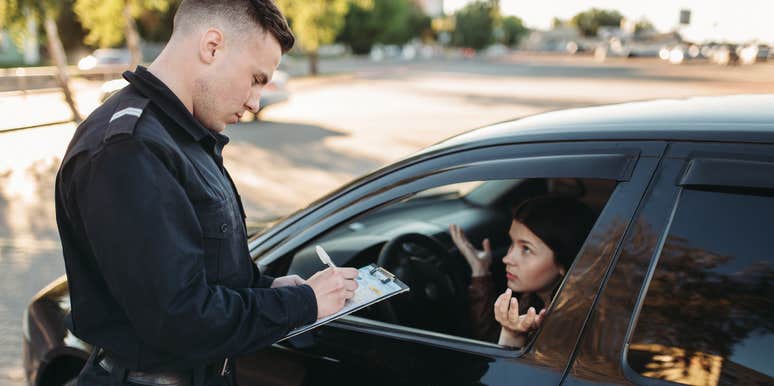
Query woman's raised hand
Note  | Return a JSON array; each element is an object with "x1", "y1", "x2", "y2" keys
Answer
[
  {"x1": 449, "y1": 224, "x2": 492, "y2": 277},
  {"x1": 494, "y1": 288, "x2": 546, "y2": 335}
]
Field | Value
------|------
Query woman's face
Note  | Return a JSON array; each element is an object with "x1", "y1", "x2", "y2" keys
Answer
[{"x1": 502, "y1": 220, "x2": 565, "y2": 293}]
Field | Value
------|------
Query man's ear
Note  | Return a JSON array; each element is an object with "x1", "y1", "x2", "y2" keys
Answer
[{"x1": 198, "y1": 28, "x2": 224, "y2": 64}]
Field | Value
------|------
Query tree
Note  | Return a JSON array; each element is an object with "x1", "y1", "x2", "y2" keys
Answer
[
  {"x1": 338, "y1": 0, "x2": 430, "y2": 55},
  {"x1": 634, "y1": 19, "x2": 655, "y2": 36},
  {"x1": 551, "y1": 17, "x2": 566, "y2": 29},
  {"x1": 276, "y1": 0, "x2": 372, "y2": 75},
  {"x1": 74, "y1": 0, "x2": 172, "y2": 69},
  {"x1": 500, "y1": 15, "x2": 528, "y2": 47},
  {"x1": 452, "y1": 0, "x2": 497, "y2": 50},
  {"x1": 1, "y1": 0, "x2": 82, "y2": 122},
  {"x1": 570, "y1": 8, "x2": 622, "y2": 37}
]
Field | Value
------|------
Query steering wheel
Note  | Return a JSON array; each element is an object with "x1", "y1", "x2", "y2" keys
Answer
[{"x1": 376, "y1": 233, "x2": 469, "y2": 335}]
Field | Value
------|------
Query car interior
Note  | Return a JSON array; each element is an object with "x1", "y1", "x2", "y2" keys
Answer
[{"x1": 274, "y1": 177, "x2": 617, "y2": 345}]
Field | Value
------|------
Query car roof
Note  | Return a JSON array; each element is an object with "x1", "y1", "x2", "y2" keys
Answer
[{"x1": 422, "y1": 94, "x2": 774, "y2": 155}]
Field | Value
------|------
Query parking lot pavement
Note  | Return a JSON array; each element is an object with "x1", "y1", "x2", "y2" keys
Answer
[{"x1": 1, "y1": 55, "x2": 772, "y2": 381}]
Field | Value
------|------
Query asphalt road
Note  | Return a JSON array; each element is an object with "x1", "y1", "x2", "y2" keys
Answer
[{"x1": 1, "y1": 54, "x2": 772, "y2": 384}]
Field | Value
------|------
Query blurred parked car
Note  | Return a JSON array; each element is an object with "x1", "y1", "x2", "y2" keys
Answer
[
  {"x1": 658, "y1": 43, "x2": 704, "y2": 64},
  {"x1": 709, "y1": 44, "x2": 740, "y2": 66},
  {"x1": 24, "y1": 95, "x2": 774, "y2": 386},
  {"x1": 77, "y1": 48, "x2": 131, "y2": 71},
  {"x1": 739, "y1": 43, "x2": 771, "y2": 64},
  {"x1": 99, "y1": 70, "x2": 291, "y2": 117}
]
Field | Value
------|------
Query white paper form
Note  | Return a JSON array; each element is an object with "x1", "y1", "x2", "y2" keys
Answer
[{"x1": 279, "y1": 264, "x2": 410, "y2": 341}]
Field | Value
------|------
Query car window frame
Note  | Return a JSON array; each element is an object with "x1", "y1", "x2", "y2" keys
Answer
[
  {"x1": 620, "y1": 148, "x2": 774, "y2": 386},
  {"x1": 250, "y1": 141, "x2": 665, "y2": 365}
]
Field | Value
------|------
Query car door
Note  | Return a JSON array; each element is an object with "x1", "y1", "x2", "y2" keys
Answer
[
  {"x1": 238, "y1": 141, "x2": 667, "y2": 386},
  {"x1": 563, "y1": 141, "x2": 774, "y2": 385}
]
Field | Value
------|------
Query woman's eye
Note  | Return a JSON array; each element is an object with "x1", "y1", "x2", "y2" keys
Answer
[{"x1": 522, "y1": 246, "x2": 531, "y2": 254}]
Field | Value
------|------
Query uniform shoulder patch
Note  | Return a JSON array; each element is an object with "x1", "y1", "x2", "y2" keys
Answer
[{"x1": 103, "y1": 95, "x2": 150, "y2": 142}]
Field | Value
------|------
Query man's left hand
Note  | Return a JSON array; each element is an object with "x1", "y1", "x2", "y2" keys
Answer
[{"x1": 271, "y1": 274, "x2": 306, "y2": 288}]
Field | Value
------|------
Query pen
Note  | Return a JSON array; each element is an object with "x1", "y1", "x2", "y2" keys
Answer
[{"x1": 315, "y1": 245, "x2": 337, "y2": 269}]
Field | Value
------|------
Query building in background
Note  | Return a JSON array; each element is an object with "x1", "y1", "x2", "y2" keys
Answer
[{"x1": 415, "y1": 0, "x2": 444, "y2": 17}]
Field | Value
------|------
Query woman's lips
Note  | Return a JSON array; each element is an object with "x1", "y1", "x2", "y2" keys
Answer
[{"x1": 506, "y1": 272, "x2": 518, "y2": 281}]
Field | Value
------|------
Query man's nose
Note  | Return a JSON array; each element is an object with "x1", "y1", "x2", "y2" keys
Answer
[{"x1": 245, "y1": 91, "x2": 261, "y2": 114}]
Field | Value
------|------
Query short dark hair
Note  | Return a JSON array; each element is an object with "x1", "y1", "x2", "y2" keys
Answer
[{"x1": 173, "y1": 0, "x2": 295, "y2": 53}]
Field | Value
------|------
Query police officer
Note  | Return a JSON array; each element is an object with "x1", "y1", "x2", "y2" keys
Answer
[{"x1": 55, "y1": 1, "x2": 359, "y2": 385}]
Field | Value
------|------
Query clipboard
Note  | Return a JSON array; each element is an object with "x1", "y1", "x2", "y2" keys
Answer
[{"x1": 279, "y1": 264, "x2": 409, "y2": 341}]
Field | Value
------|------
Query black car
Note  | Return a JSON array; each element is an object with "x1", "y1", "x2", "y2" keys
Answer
[{"x1": 24, "y1": 95, "x2": 774, "y2": 386}]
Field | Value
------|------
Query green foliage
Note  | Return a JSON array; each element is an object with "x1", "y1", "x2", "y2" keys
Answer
[
  {"x1": 276, "y1": 0, "x2": 371, "y2": 53},
  {"x1": 570, "y1": 8, "x2": 622, "y2": 37},
  {"x1": 551, "y1": 17, "x2": 565, "y2": 29},
  {"x1": 135, "y1": 3, "x2": 177, "y2": 42},
  {"x1": 452, "y1": 0, "x2": 497, "y2": 50},
  {"x1": 73, "y1": 0, "x2": 171, "y2": 47},
  {"x1": 634, "y1": 19, "x2": 654, "y2": 35},
  {"x1": 500, "y1": 15, "x2": 527, "y2": 47},
  {"x1": 338, "y1": 0, "x2": 430, "y2": 55},
  {"x1": 0, "y1": 0, "x2": 62, "y2": 44}
]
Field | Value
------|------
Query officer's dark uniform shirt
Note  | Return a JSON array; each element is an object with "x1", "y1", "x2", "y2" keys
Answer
[{"x1": 55, "y1": 66, "x2": 317, "y2": 371}]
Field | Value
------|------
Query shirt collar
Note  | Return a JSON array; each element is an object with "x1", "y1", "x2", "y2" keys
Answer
[{"x1": 123, "y1": 66, "x2": 216, "y2": 143}]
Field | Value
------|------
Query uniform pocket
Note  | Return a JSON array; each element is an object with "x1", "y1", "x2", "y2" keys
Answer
[{"x1": 195, "y1": 201, "x2": 232, "y2": 283}]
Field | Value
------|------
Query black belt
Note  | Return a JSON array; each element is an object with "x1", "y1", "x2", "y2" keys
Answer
[
  {"x1": 92, "y1": 349, "x2": 231, "y2": 386},
  {"x1": 99, "y1": 356, "x2": 191, "y2": 385}
]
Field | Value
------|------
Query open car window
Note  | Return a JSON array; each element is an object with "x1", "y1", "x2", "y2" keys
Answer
[{"x1": 284, "y1": 177, "x2": 617, "y2": 348}]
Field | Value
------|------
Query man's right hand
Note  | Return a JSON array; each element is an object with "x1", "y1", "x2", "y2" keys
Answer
[{"x1": 306, "y1": 267, "x2": 359, "y2": 318}]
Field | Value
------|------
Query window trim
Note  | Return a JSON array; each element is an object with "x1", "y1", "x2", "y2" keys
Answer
[
  {"x1": 621, "y1": 184, "x2": 774, "y2": 385},
  {"x1": 620, "y1": 188, "x2": 684, "y2": 386},
  {"x1": 679, "y1": 158, "x2": 774, "y2": 190},
  {"x1": 327, "y1": 315, "x2": 521, "y2": 359}
]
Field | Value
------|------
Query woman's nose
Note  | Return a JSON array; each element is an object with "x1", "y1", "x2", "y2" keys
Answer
[{"x1": 503, "y1": 251, "x2": 517, "y2": 264}]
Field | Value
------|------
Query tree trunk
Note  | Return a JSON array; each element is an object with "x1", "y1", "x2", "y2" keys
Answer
[
  {"x1": 124, "y1": 0, "x2": 142, "y2": 70},
  {"x1": 43, "y1": 16, "x2": 82, "y2": 123},
  {"x1": 308, "y1": 51, "x2": 319, "y2": 76}
]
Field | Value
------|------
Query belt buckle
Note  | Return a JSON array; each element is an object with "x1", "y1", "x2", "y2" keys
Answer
[{"x1": 99, "y1": 357, "x2": 189, "y2": 385}]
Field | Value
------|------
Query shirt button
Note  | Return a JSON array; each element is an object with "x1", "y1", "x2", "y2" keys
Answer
[{"x1": 220, "y1": 223, "x2": 229, "y2": 233}]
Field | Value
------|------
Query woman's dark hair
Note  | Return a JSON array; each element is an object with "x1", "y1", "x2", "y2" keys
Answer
[
  {"x1": 510, "y1": 196, "x2": 597, "y2": 313},
  {"x1": 174, "y1": 0, "x2": 295, "y2": 53},
  {"x1": 511, "y1": 196, "x2": 597, "y2": 271}
]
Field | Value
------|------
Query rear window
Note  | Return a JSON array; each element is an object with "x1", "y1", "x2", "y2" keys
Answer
[{"x1": 626, "y1": 187, "x2": 773, "y2": 385}]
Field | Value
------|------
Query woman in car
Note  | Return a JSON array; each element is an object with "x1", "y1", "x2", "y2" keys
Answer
[{"x1": 449, "y1": 196, "x2": 596, "y2": 348}]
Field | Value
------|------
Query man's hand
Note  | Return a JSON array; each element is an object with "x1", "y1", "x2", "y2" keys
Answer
[
  {"x1": 449, "y1": 224, "x2": 492, "y2": 277},
  {"x1": 306, "y1": 267, "x2": 359, "y2": 318},
  {"x1": 270, "y1": 274, "x2": 305, "y2": 288}
]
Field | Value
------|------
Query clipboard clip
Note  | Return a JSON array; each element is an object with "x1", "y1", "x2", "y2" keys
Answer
[{"x1": 369, "y1": 265, "x2": 396, "y2": 284}]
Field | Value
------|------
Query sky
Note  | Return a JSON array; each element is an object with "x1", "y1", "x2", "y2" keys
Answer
[{"x1": 443, "y1": 0, "x2": 774, "y2": 43}]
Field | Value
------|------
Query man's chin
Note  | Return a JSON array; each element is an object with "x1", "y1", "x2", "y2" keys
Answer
[{"x1": 207, "y1": 121, "x2": 227, "y2": 133}]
